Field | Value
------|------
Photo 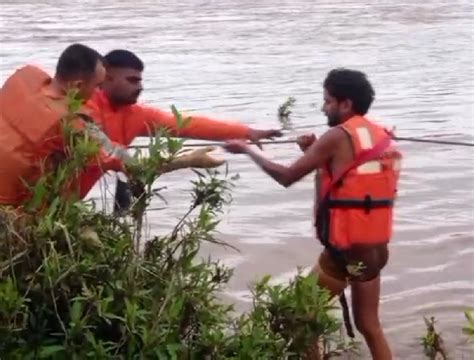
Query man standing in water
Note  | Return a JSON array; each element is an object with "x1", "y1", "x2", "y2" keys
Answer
[{"x1": 224, "y1": 68, "x2": 402, "y2": 359}]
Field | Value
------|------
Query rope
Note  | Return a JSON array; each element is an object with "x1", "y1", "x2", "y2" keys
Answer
[
  {"x1": 339, "y1": 291, "x2": 355, "y2": 339},
  {"x1": 128, "y1": 136, "x2": 474, "y2": 149},
  {"x1": 393, "y1": 136, "x2": 474, "y2": 147}
]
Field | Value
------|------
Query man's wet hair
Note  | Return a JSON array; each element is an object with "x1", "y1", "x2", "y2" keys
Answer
[
  {"x1": 323, "y1": 68, "x2": 375, "y2": 115},
  {"x1": 104, "y1": 50, "x2": 144, "y2": 71},
  {"x1": 56, "y1": 43, "x2": 103, "y2": 80}
]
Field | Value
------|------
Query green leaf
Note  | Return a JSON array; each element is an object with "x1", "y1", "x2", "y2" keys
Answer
[
  {"x1": 70, "y1": 300, "x2": 82, "y2": 323},
  {"x1": 102, "y1": 312, "x2": 126, "y2": 322},
  {"x1": 38, "y1": 345, "x2": 65, "y2": 358},
  {"x1": 171, "y1": 105, "x2": 183, "y2": 129},
  {"x1": 26, "y1": 176, "x2": 47, "y2": 209},
  {"x1": 166, "y1": 343, "x2": 181, "y2": 360},
  {"x1": 465, "y1": 310, "x2": 474, "y2": 323}
]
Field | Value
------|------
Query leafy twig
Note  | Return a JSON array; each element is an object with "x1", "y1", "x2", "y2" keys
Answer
[
  {"x1": 422, "y1": 316, "x2": 447, "y2": 359},
  {"x1": 277, "y1": 96, "x2": 296, "y2": 130}
]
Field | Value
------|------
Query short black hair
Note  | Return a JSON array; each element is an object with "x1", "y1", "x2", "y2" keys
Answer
[
  {"x1": 323, "y1": 68, "x2": 375, "y2": 115},
  {"x1": 104, "y1": 50, "x2": 144, "y2": 71},
  {"x1": 56, "y1": 43, "x2": 103, "y2": 81}
]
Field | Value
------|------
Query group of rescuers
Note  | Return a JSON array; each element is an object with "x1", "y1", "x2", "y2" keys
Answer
[{"x1": 0, "y1": 43, "x2": 402, "y2": 359}]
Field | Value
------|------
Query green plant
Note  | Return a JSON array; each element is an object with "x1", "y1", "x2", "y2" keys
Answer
[
  {"x1": 0, "y1": 95, "x2": 351, "y2": 359},
  {"x1": 246, "y1": 272, "x2": 359, "y2": 359},
  {"x1": 462, "y1": 310, "x2": 474, "y2": 341},
  {"x1": 277, "y1": 96, "x2": 296, "y2": 130},
  {"x1": 421, "y1": 317, "x2": 447, "y2": 360}
]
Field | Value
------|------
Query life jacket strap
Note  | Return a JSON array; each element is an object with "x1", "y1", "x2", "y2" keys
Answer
[{"x1": 327, "y1": 196, "x2": 393, "y2": 213}]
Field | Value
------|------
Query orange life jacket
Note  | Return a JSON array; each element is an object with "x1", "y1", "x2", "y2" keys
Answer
[
  {"x1": 0, "y1": 66, "x2": 126, "y2": 205},
  {"x1": 315, "y1": 116, "x2": 402, "y2": 251},
  {"x1": 0, "y1": 66, "x2": 67, "y2": 205}
]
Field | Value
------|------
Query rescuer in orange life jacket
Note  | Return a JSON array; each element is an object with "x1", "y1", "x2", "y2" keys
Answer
[
  {"x1": 0, "y1": 43, "x2": 113, "y2": 206},
  {"x1": 0, "y1": 44, "x2": 227, "y2": 207},
  {"x1": 85, "y1": 49, "x2": 282, "y2": 211},
  {"x1": 223, "y1": 68, "x2": 402, "y2": 359}
]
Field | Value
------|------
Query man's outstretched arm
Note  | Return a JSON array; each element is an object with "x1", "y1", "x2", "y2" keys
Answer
[
  {"x1": 223, "y1": 128, "x2": 341, "y2": 187},
  {"x1": 135, "y1": 104, "x2": 282, "y2": 142}
]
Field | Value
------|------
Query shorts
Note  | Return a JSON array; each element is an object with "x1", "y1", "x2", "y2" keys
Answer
[{"x1": 318, "y1": 243, "x2": 389, "y2": 282}]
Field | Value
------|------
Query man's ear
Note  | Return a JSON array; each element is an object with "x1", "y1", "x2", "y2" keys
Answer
[
  {"x1": 69, "y1": 79, "x2": 84, "y2": 91},
  {"x1": 340, "y1": 98, "x2": 353, "y2": 113}
]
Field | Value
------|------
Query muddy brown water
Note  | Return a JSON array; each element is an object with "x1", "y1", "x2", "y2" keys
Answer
[{"x1": 1, "y1": 0, "x2": 473, "y2": 357}]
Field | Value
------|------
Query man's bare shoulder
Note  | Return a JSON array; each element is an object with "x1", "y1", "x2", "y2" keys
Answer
[
  {"x1": 294, "y1": 127, "x2": 348, "y2": 171},
  {"x1": 320, "y1": 126, "x2": 347, "y2": 142},
  {"x1": 308, "y1": 126, "x2": 347, "y2": 153}
]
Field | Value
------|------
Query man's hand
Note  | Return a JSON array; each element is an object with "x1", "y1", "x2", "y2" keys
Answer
[
  {"x1": 223, "y1": 140, "x2": 249, "y2": 154},
  {"x1": 296, "y1": 133, "x2": 316, "y2": 152},
  {"x1": 183, "y1": 146, "x2": 226, "y2": 168},
  {"x1": 248, "y1": 128, "x2": 283, "y2": 149},
  {"x1": 160, "y1": 146, "x2": 225, "y2": 174}
]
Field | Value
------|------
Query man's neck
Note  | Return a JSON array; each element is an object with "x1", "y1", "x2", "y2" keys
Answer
[
  {"x1": 340, "y1": 112, "x2": 358, "y2": 124},
  {"x1": 101, "y1": 90, "x2": 127, "y2": 111},
  {"x1": 50, "y1": 77, "x2": 68, "y2": 96}
]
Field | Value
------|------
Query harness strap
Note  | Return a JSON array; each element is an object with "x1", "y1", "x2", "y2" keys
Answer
[
  {"x1": 319, "y1": 134, "x2": 392, "y2": 201},
  {"x1": 327, "y1": 197, "x2": 393, "y2": 213},
  {"x1": 339, "y1": 291, "x2": 355, "y2": 339},
  {"x1": 77, "y1": 113, "x2": 133, "y2": 164}
]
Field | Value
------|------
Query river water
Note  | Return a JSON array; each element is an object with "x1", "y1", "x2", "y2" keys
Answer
[{"x1": 1, "y1": 0, "x2": 473, "y2": 358}]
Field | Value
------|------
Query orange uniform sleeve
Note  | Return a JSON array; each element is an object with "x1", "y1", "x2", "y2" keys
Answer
[
  {"x1": 132, "y1": 105, "x2": 251, "y2": 141},
  {"x1": 64, "y1": 115, "x2": 127, "y2": 199},
  {"x1": 76, "y1": 153, "x2": 124, "y2": 199}
]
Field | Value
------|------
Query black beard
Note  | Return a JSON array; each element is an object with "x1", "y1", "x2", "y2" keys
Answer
[
  {"x1": 327, "y1": 114, "x2": 341, "y2": 127},
  {"x1": 112, "y1": 95, "x2": 138, "y2": 106}
]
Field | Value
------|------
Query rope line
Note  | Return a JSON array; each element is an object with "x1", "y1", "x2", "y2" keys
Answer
[{"x1": 128, "y1": 136, "x2": 474, "y2": 149}]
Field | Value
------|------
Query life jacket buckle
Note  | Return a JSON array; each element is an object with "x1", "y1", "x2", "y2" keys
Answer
[{"x1": 363, "y1": 194, "x2": 372, "y2": 214}]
